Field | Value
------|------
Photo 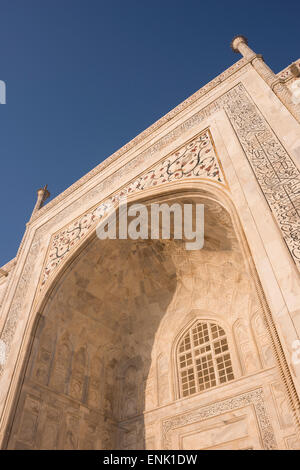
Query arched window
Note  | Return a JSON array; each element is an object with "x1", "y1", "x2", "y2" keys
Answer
[{"x1": 177, "y1": 321, "x2": 234, "y2": 397}]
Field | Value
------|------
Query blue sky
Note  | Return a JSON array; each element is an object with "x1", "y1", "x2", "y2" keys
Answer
[{"x1": 0, "y1": 0, "x2": 300, "y2": 266}]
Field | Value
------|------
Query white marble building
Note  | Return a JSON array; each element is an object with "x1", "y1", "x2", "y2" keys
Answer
[{"x1": 0, "y1": 36, "x2": 300, "y2": 450}]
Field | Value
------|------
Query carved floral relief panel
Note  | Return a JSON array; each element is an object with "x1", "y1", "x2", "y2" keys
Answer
[
  {"x1": 221, "y1": 85, "x2": 300, "y2": 269},
  {"x1": 162, "y1": 388, "x2": 277, "y2": 450}
]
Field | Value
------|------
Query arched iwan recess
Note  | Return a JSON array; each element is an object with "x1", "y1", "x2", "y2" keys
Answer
[{"x1": 3, "y1": 189, "x2": 300, "y2": 450}]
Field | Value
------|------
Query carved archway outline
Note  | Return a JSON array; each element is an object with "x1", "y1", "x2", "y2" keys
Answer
[{"x1": 1, "y1": 180, "x2": 300, "y2": 449}]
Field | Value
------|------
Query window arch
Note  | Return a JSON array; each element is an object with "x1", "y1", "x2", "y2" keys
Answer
[{"x1": 177, "y1": 320, "x2": 234, "y2": 397}]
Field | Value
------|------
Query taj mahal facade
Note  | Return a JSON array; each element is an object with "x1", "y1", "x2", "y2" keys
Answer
[{"x1": 0, "y1": 36, "x2": 300, "y2": 450}]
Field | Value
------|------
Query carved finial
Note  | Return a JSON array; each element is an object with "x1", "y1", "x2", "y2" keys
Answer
[
  {"x1": 30, "y1": 185, "x2": 51, "y2": 220},
  {"x1": 230, "y1": 35, "x2": 248, "y2": 53},
  {"x1": 38, "y1": 184, "x2": 50, "y2": 206}
]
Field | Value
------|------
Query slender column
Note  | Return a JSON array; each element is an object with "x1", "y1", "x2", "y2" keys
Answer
[
  {"x1": 230, "y1": 35, "x2": 256, "y2": 60},
  {"x1": 231, "y1": 35, "x2": 300, "y2": 123}
]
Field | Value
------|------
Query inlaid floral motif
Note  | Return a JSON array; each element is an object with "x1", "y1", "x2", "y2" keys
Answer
[{"x1": 41, "y1": 129, "x2": 225, "y2": 288}]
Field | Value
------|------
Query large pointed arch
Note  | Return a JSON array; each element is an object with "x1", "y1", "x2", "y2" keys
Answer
[{"x1": 1, "y1": 181, "x2": 300, "y2": 449}]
